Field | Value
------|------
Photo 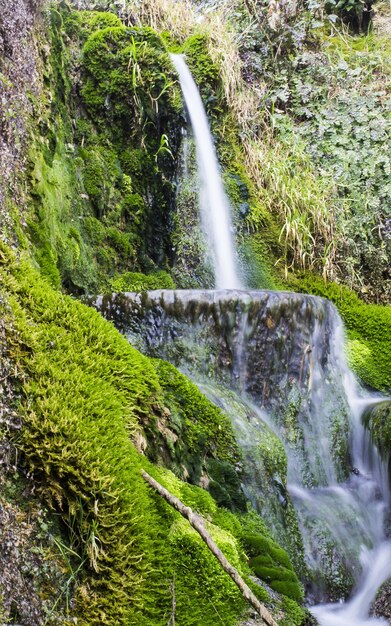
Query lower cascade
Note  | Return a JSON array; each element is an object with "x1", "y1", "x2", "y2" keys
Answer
[{"x1": 92, "y1": 289, "x2": 391, "y2": 625}]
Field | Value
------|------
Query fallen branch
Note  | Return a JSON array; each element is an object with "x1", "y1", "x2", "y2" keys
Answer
[{"x1": 141, "y1": 470, "x2": 278, "y2": 626}]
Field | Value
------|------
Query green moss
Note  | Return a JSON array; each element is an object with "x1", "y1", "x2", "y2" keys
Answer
[
  {"x1": 63, "y1": 9, "x2": 123, "y2": 42},
  {"x1": 111, "y1": 270, "x2": 175, "y2": 292},
  {"x1": 181, "y1": 35, "x2": 220, "y2": 105},
  {"x1": 168, "y1": 517, "x2": 246, "y2": 625},
  {"x1": 147, "y1": 360, "x2": 242, "y2": 484},
  {"x1": 35, "y1": 242, "x2": 61, "y2": 289},
  {"x1": 244, "y1": 534, "x2": 304, "y2": 603},
  {"x1": 81, "y1": 25, "x2": 180, "y2": 144},
  {"x1": 363, "y1": 402, "x2": 391, "y2": 452},
  {"x1": 207, "y1": 459, "x2": 247, "y2": 512},
  {"x1": 258, "y1": 427, "x2": 288, "y2": 483},
  {"x1": 4, "y1": 244, "x2": 307, "y2": 625},
  {"x1": 1, "y1": 246, "x2": 258, "y2": 625},
  {"x1": 278, "y1": 596, "x2": 307, "y2": 626},
  {"x1": 289, "y1": 274, "x2": 391, "y2": 391},
  {"x1": 26, "y1": 7, "x2": 182, "y2": 295}
]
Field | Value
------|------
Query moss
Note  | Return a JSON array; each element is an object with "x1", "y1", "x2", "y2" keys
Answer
[
  {"x1": 244, "y1": 534, "x2": 304, "y2": 603},
  {"x1": 63, "y1": 9, "x2": 123, "y2": 42},
  {"x1": 110, "y1": 270, "x2": 175, "y2": 292},
  {"x1": 181, "y1": 35, "x2": 221, "y2": 103},
  {"x1": 207, "y1": 459, "x2": 247, "y2": 512},
  {"x1": 168, "y1": 517, "x2": 246, "y2": 625},
  {"x1": 258, "y1": 427, "x2": 288, "y2": 483},
  {"x1": 147, "y1": 360, "x2": 242, "y2": 484},
  {"x1": 289, "y1": 274, "x2": 391, "y2": 391},
  {"x1": 1, "y1": 245, "x2": 258, "y2": 625},
  {"x1": 278, "y1": 596, "x2": 307, "y2": 626},
  {"x1": 81, "y1": 25, "x2": 180, "y2": 144},
  {"x1": 26, "y1": 7, "x2": 182, "y2": 295},
  {"x1": 3, "y1": 244, "x2": 308, "y2": 625},
  {"x1": 35, "y1": 242, "x2": 61, "y2": 289}
]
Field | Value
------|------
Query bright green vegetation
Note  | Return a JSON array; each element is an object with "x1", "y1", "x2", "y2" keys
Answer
[
  {"x1": 244, "y1": 534, "x2": 304, "y2": 603},
  {"x1": 26, "y1": 6, "x2": 182, "y2": 295},
  {"x1": 111, "y1": 270, "x2": 175, "y2": 292},
  {"x1": 0, "y1": 244, "x2": 305, "y2": 625},
  {"x1": 268, "y1": 30, "x2": 391, "y2": 300},
  {"x1": 152, "y1": 360, "x2": 243, "y2": 487},
  {"x1": 3, "y1": 0, "x2": 389, "y2": 622},
  {"x1": 290, "y1": 274, "x2": 391, "y2": 391},
  {"x1": 181, "y1": 34, "x2": 221, "y2": 110}
]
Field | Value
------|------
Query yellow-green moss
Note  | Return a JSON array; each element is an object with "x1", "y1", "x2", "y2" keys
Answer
[
  {"x1": 26, "y1": 7, "x2": 182, "y2": 295},
  {"x1": 110, "y1": 270, "x2": 176, "y2": 292},
  {"x1": 149, "y1": 360, "x2": 242, "y2": 485}
]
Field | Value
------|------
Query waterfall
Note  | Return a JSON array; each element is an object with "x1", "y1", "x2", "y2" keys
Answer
[
  {"x1": 93, "y1": 289, "x2": 391, "y2": 625},
  {"x1": 170, "y1": 54, "x2": 242, "y2": 290}
]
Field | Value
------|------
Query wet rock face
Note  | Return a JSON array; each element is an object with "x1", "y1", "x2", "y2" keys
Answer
[
  {"x1": 93, "y1": 289, "x2": 351, "y2": 488},
  {"x1": 372, "y1": 579, "x2": 391, "y2": 624}
]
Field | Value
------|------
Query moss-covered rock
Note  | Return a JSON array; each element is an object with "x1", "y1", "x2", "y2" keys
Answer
[
  {"x1": 111, "y1": 270, "x2": 175, "y2": 292},
  {"x1": 1, "y1": 244, "x2": 307, "y2": 625},
  {"x1": 150, "y1": 360, "x2": 242, "y2": 485},
  {"x1": 26, "y1": 6, "x2": 182, "y2": 295}
]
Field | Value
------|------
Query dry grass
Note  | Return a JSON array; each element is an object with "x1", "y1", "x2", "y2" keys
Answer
[
  {"x1": 124, "y1": 0, "x2": 265, "y2": 133},
  {"x1": 124, "y1": 0, "x2": 197, "y2": 40},
  {"x1": 246, "y1": 139, "x2": 338, "y2": 278}
]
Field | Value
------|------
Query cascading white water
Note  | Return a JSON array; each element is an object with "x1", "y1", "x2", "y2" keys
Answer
[
  {"x1": 170, "y1": 54, "x2": 242, "y2": 290},
  {"x1": 309, "y1": 376, "x2": 391, "y2": 626}
]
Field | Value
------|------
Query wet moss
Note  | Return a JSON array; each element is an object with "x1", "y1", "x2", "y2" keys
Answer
[
  {"x1": 0, "y1": 246, "x2": 253, "y2": 625},
  {"x1": 63, "y1": 9, "x2": 123, "y2": 42},
  {"x1": 207, "y1": 459, "x2": 247, "y2": 512},
  {"x1": 110, "y1": 270, "x2": 176, "y2": 292},
  {"x1": 81, "y1": 25, "x2": 180, "y2": 144},
  {"x1": 181, "y1": 34, "x2": 221, "y2": 109},
  {"x1": 149, "y1": 360, "x2": 242, "y2": 484}
]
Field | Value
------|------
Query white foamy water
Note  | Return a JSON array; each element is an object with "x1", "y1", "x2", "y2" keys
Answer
[
  {"x1": 312, "y1": 542, "x2": 391, "y2": 626},
  {"x1": 170, "y1": 54, "x2": 242, "y2": 289},
  {"x1": 298, "y1": 361, "x2": 391, "y2": 625}
]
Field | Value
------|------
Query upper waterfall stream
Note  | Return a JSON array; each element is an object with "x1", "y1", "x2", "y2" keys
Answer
[{"x1": 171, "y1": 54, "x2": 242, "y2": 290}]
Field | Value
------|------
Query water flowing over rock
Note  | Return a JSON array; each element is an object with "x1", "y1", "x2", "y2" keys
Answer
[{"x1": 92, "y1": 288, "x2": 391, "y2": 624}]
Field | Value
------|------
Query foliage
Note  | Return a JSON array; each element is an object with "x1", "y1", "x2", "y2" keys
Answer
[
  {"x1": 26, "y1": 6, "x2": 181, "y2": 295},
  {"x1": 81, "y1": 24, "x2": 180, "y2": 139},
  {"x1": 152, "y1": 360, "x2": 242, "y2": 484},
  {"x1": 271, "y1": 33, "x2": 391, "y2": 301},
  {"x1": 0, "y1": 245, "x2": 264, "y2": 625},
  {"x1": 246, "y1": 131, "x2": 337, "y2": 279},
  {"x1": 182, "y1": 34, "x2": 221, "y2": 109}
]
